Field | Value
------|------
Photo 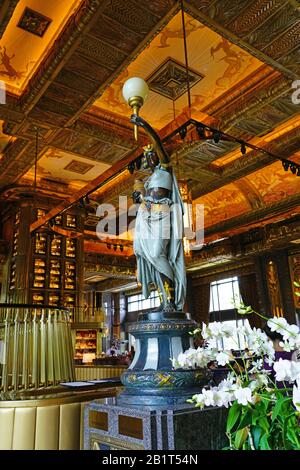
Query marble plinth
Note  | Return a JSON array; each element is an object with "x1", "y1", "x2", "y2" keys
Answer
[{"x1": 84, "y1": 398, "x2": 228, "y2": 450}]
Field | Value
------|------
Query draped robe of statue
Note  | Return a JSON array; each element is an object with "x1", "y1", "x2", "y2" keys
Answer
[{"x1": 133, "y1": 164, "x2": 186, "y2": 311}]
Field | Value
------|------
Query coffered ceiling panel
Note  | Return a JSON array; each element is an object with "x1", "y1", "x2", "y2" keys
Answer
[{"x1": 22, "y1": 147, "x2": 110, "y2": 190}]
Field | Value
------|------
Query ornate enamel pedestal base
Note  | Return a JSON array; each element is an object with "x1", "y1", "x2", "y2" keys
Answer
[{"x1": 117, "y1": 311, "x2": 211, "y2": 406}]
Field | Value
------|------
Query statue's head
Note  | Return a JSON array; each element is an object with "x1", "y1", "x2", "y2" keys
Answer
[{"x1": 142, "y1": 144, "x2": 159, "y2": 171}]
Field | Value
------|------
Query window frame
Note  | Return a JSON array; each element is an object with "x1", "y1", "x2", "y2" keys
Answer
[
  {"x1": 126, "y1": 290, "x2": 160, "y2": 314},
  {"x1": 209, "y1": 276, "x2": 248, "y2": 351}
]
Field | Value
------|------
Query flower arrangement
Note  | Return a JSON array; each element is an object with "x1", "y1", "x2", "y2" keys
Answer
[{"x1": 172, "y1": 304, "x2": 300, "y2": 450}]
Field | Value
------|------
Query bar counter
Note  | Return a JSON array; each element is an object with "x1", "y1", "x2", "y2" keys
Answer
[
  {"x1": 75, "y1": 364, "x2": 128, "y2": 381},
  {"x1": 0, "y1": 383, "x2": 121, "y2": 450}
]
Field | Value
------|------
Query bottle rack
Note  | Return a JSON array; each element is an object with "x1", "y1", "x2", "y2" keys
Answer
[
  {"x1": 49, "y1": 259, "x2": 61, "y2": 289},
  {"x1": 66, "y1": 214, "x2": 76, "y2": 228},
  {"x1": 33, "y1": 258, "x2": 46, "y2": 288},
  {"x1": 50, "y1": 235, "x2": 62, "y2": 257},
  {"x1": 32, "y1": 292, "x2": 45, "y2": 305},
  {"x1": 34, "y1": 233, "x2": 47, "y2": 255},
  {"x1": 37, "y1": 208, "x2": 47, "y2": 219},
  {"x1": 29, "y1": 208, "x2": 80, "y2": 312},
  {"x1": 65, "y1": 261, "x2": 76, "y2": 290},
  {"x1": 9, "y1": 211, "x2": 20, "y2": 291},
  {"x1": 54, "y1": 215, "x2": 62, "y2": 225},
  {"x1": 49, "y1": 293, "x2": 60, "y2": 306},
  {"x1": 74, "y1": 329, "x2": 97, "y2": 360},
  {"x1": 66, "y1": 238, "x2": 76, "y2": 258}
]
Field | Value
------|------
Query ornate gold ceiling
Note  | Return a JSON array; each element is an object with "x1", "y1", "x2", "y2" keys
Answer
[
  {"x1": 0, "y1": 0, "x2": 300, "y2": 268},
  {"x1": 0, "y1": 0, "x2": 83, "y2": 94},
  {"x1": 94, "y1": 11, "x2": 264, "y2": 130}
]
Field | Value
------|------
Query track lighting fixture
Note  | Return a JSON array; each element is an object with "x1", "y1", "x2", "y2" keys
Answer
[
  {"x1": 240, "y1": 142, "x2": 247, "y2": 155},
  {"x1": 212, "y1": 130, "x2": 220, "y2": 143},
  {"x1": 196, "y1": 124, "x2": 205, "y2": 139},
  {"x1": 179, "y1": 126, "x2": 187, "y2": 140},
  {"x1": 282, "y1": 161, "x2": 290, "y2": 171},
  {"x1": 128, "y1": 162, "x2": 135, "y2": 174}
]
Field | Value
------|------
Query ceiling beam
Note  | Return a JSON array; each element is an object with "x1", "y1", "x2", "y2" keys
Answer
[
  {"x1": 29, "y1": 145, "x2": 143, "y2": 233},
  {"x1": 0, "y1": 0, "x2": 19, "y2": 39}
]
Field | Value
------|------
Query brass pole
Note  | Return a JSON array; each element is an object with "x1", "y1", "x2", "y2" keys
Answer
[
  {"x1": 53, "y1": 310, "x2": 62, "y2": 384},
  {"x1": 11, "y1": 308, "x2": 20, "y2": 391},
  {"x1": 47, "y1": 310, "x2": 54, "y2": 385},
  {"x1": 31, "y1": 309, "x2": 39, "y2": 389},
  {"x1": 66, "y1": 311, "x2": 75, "y2": 381},
  {"x1": 40, "y1": 309, "x2": 46, "y2": 386},
  {"x1": 58, "y1": 310, "x2": 67, "y2": 381},
  {"x1": 2, "y1": 307, "x2": 11, "y2": 393},
  {"x1": 22, "y1": 309, "x2": 30, "y2": 390}
]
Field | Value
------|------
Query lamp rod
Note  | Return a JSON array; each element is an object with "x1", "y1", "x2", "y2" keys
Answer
[{"x1": 180, "y1": 0, "x2": 191, "y2": 112}]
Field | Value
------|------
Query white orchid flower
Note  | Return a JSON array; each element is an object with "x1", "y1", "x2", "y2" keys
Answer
[
  {"x1": 273, "y1": 359, "x2": 292, "y2": 382},
  {"x1": 267, "y1": 317, "x2": 288, "y2": 333},
  {"x1": 216, "y1": 351, "x2": 231, "y2": 366},
  {"x1": 293, "y1": 381, "x2": 300, "y2": 412},
  {"x1": 234, "y1": 387, "x2": 253, "y2": 406}
]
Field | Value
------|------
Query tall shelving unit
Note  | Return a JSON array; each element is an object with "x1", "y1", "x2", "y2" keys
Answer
[
  {"x1": 30, "y1": 209, "x2": 80, "y2": 310},
  {"x1": 74, "y1": 328, "x2": 98, "y2": 361},
  {"x1": 3, "y1": 198, "x2": 85, "y2": 317}
]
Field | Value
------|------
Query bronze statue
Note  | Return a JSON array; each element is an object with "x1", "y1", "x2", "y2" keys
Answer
[{"x1": 131, "y1": 115, "x2": 186, "y2": 312}]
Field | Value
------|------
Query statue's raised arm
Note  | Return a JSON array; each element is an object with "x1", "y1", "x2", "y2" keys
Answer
[{"x1": 131, "y1": 114, "x2": 170, "y2": 166}]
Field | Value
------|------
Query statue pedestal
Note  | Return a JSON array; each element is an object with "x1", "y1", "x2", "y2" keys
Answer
[
  {"x1": 83, "y1": 311, "x2": 225, "y2": 450},
  {"x1": 117, "y1": 311, "x2": 211, "y2": 406},
  {"x1": 84, "y1": 399, "x2": 228, "y2": 450}
]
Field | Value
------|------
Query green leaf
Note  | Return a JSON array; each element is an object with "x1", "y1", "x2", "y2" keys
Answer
[
  {"x1": 226, "y1": 402, "x2": 241, "y2": 433},
  {"x1": 258, "y1": 416, "x2": 270, "y2": 433},
  {"x1": 259, "y1": 434, "x2": 271, "y2": 450},
  {"x1": 283, "y1": 412, "x2": 296, "y2": 449},
  {"x1": 295, "y1": 292, "x2": 300, "y2": 297},
  {"x1": 234, "y1": 427, "x2": 249, "y2": 449},
  {"x1": 238, "y1": 409, "x2": 253, "y2": 430},
  {"x1": 252, "y1": 426, "x2": 262, "y2": 449},
  {"x1": 271, "y1": 397, "x2": 291, "y2": 422},
  {"x1": 293, "y1": 281, "x2": 300, "y2": 288}
]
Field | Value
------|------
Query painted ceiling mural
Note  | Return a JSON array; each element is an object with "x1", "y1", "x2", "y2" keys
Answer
[
  {"x1": 195, "y1": 183, "x2": 251, "y2": 228},
  {"x1": 246, "y1": 161, "x2": 300, "y2": 205},
  {"x1": 94, "y1": 11, "x2": 264, "y2": 130},
  {"x1": 197, "y1": 159, "x2": 300, "y2": 229},
  {"x1": 0, "y1": 0, "x2": 82, "y2": 94}
]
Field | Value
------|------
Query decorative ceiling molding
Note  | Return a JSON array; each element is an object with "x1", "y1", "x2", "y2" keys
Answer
[
  {"x1": 189, "y1": 214, "x2": 300, "y2": 276},
  {"x1": 20, "y1": 0, "x2": 105, "y2": 113},
  {"x1": 63, "y1": 1, "x2": 179, "y2": 126},
  {"x1": 233, "y1": 179, "x2": 264, "y2": 210},
  {"x1": 193, "y1": 124, "x2": 300, "y2": 198},
  {"x1": 1, "y1": 0, "x2": 300, "y2": 252},
  {"x1": 184, "y1": 0, "x2": 300, "y2": 78},
  {"x1": 0, "y1": 0, "x2": 19, "y2": 40},
  {"x1": 204, "y1": 192, "x2": 300, "y2": 239},
  {"x1": 147, "y1": 57, "x2": 204, "y2": 101},
  {"x1": 17, "y1": 7, "x2": 52, "y2": 37}
]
